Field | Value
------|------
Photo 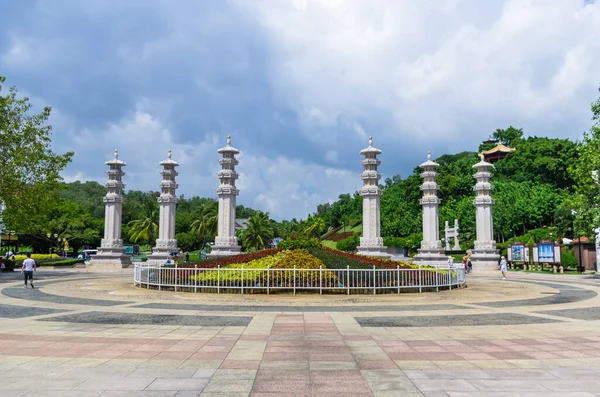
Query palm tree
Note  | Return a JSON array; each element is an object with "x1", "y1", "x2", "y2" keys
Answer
[
  {"x1": 242, "y1": 212, "x2": 274, "y2": 251},
  {"x1": 190, "y1": 202, "x2": 218, "y2": 249},
  {"x1": 128, "y1": 197, "x2": 159, "y2": 246},
  {"x1": 302, "y1": 215, "x2": 326, "y2": 239}
]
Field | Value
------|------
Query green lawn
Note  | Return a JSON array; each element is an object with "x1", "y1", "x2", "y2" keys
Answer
[{"x1": 322, "y1": 241, "x2": 337, "y2": 250}]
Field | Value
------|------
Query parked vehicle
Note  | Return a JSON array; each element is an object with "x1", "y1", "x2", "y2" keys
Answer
[{"x1": 77, "y1": 249, "x2": 98, "y2": 261}]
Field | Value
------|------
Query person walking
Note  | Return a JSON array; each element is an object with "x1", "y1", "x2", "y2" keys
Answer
[
  {"x1": 462, "y1": 256, "x2": 468, "y2": 273},
  {"x1": 467, "y1": 255, "x2": 473, "y2": 274},
  {"x1": 21, "y1": 252, "x2": 36, "y2": 288},
  {"x1": 500, "y1": 256, "x2": 508, "y2": 280}
]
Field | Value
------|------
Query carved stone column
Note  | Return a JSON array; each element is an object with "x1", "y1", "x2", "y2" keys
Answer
[
  {"x1": 148, "y1": 150, "x2": 180, "y2": 264},
  {"x1": 356, "y1": 137, "x2": 388, "y2": 257},
  {"x1": 471, "y1": 154, "x2": 500, "y2": 267},
  {"x1": 208, "y1": 136, "x2": 242, "y2": 257},
  {"x1": 88, "y1": 149, "x2": 131, "y2": 269},
  {"x1": 413, "y1": 152, "x2": 447, "y2": 266}
]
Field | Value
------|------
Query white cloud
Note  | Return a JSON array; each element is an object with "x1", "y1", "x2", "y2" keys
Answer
[
  {"x1": 250, "y1": 0, "x2": 600, "y2": 142},
  {"x1": 3, "y1": 0, "x2": 600, "y2": 222},
  {"x1": 237, "y1": 153, "x2": 358, "y2": 220},
  {"x1": 61, "y1": 105, "x2": 358, "y2": 220},
  {"x1": 325, "y1": 150, "x2": 339, "y2": 163}
]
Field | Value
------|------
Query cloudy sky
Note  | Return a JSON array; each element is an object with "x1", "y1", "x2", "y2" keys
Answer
[{"x1": 1, "y1": 0, "x2": 599, "y2": 220}]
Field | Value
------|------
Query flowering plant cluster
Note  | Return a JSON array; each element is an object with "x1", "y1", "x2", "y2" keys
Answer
[
  {"x1": 189, "y1": 249, "x2": 338, "y2": 285},
  {"x1": 180, "y1": 248, "x2": 282, "y2": 269},
  {"x1": 321, "y1": 248, "x2": 437, "y2": 270}
]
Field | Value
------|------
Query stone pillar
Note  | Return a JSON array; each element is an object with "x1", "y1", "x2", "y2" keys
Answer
[
  {"x1": 88, "y1": 149, "x2": 131, "y2": 269},
  {"x1": 471, "y1": 154, "x2": 500, "y2": 267},
  {"x1": 413, "y1": 152, "x2": 447, "y2": 266},
  {"x1": 453, "y1": 219, "x2": 461, "y2": 251},
  {"x1": 208, "y1": 136, "x2": 241, "y2": 257},
  {"x1": 356, "y1": 137, "x2": 388, "y2": 257},
  {"x1": 444, "y1": 221, "x2": 451, "y2": 251},
  {"x1": 148, "y1": 150, "x2": 180, "y2": 264}
]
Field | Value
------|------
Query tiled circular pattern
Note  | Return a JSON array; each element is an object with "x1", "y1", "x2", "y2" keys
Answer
[{"x1": 2, "y1": 269, "x2": 600, "y2": 395}]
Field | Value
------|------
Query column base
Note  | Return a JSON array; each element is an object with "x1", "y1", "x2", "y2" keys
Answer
[
  {"x1": 147, "y1": 246, "x2": 180, "y2": 265},
  {"x1": 470, "y1": 248, "x2": 500, "y2": 268},
  {"x1": 413, "y1": 248, "x2": 448, "y2": 267},
  {"x1": 207, "y1": 245, "x2": 242, "y2": 258},
  {"x1": 356, "y1": 245, "x2": 390, "y2": 258},
  {"x1": 87, "y1": 251, "x2": 132, "y2": 271}
]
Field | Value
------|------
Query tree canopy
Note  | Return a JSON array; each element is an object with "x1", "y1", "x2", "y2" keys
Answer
[{"x1": 0, "y1": 76, "x2": 73, "y2": 233}]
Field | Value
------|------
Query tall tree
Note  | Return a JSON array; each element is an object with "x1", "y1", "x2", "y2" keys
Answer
[
  {"x1": 190, "y1": 202, "x2": 218, "y2": 248},
  {"x1": 242, "y1": 212, "x2": 274, "y2": 251},
  {"x1": 571, "y1": 85, "x2": 600, "y2": 236},
  {"x1": 127, "y1": 196, "x2": 159, "y2": 245},
  {"x1": 0, "y1": 76, "x2": 73, "y2": 232},
  {"x1": 302, "y1": 215, "x2": 326, "y2": 238}
]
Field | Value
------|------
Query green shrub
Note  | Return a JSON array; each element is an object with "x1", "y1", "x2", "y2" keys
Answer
[
  {"x1": 38, "y1": 259, "x2": 84, "y2": 267},
  {"x1": 336, "y1": 234, "x2": 360, "y2": 252},
  {"x1": 348, "y1": 217, "x2": 362, "y2": 228},
  {"x1": 383, "y1": 236, "x2": 404, "y2": 247},
  {"x1": 277, "y1": 237, "x2": 322, "y2": 250},
  {"x1": 562, "y1": 251, "x2": 578, "y2": 266}
]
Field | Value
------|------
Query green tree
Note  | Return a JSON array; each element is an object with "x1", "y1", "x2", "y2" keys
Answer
[
  {"x1": 571, "y1": 85, "x2": 600, "y2": 235},
  {"x1": 302, "y1": 215, "x2": 326, "y2": 238},
  {"x1": 190, "y1": 202, "x2": 218, "y2": 248},
  {"x1": 127, "y1": 197, "x2": 159, "y2": 245},
  {"x1": 0, "y1": 76, "x2": 73, "y2": 232},
  {"x1": 242, "y1": 212, "x2": 274, "y2": 251}
]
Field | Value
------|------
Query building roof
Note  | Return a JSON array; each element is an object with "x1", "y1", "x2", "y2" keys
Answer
[
  {"x1": 572, "y1": 236, "x2": 590, "y2": 244},
  {"x1": 481, "y1": 143, "x2": 516, "y2": 156}
]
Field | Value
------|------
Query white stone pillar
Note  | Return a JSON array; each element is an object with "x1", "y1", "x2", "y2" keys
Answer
[
  {"x1": 471, "y1": 154, "x2": 500, "y2": 267},
  {"x1": 453, "y1": 219, "x2": 461, "y2": 251},
  {"x1": 88, "y1": 149, "x2": 131, "y2": 269},
  {"x1": 148, "y1": 150, "x2": 180, "y2": 264},
  {"x1": 208, "y1": 136, "x2": 241, "y2": 257},
  {"x1": 356, "y1": 137, "x2": 388, "y2": 257},
  {"x1": 414, "y1": 152, "x2": 447, "y2": 266}
]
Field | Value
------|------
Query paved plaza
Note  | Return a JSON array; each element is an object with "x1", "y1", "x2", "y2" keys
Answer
[{"x1": 2, "y1": 270, "x2": 600, "y2": 396}]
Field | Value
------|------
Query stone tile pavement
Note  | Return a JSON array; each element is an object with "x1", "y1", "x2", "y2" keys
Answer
[{"x1": 2, "y1": 269, "x2": 600, "y2": 395}]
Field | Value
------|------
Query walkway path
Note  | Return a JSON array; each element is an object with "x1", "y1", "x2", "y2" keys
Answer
[{"x1": 1, "y1": 269, "x2": 600, "y2": 396}]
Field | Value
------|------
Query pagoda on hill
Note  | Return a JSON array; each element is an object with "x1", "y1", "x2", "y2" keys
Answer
[{"x1": 480, "y1": 140, "x2": 516, "y2": 163}]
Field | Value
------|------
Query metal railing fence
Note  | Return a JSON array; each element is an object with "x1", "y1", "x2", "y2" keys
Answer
[{"x1": 133, "y1": 263, "x2": 466, "y2": 294}]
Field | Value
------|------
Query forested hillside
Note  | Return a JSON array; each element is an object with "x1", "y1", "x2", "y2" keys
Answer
[{"x1": 316, "y1": 127, "x2": 580, "y2": 251}]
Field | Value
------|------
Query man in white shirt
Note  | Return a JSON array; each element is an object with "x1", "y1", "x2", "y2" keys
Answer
[{"x1": 21, "y1": 252, "x2": 36, "y2": 289}]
